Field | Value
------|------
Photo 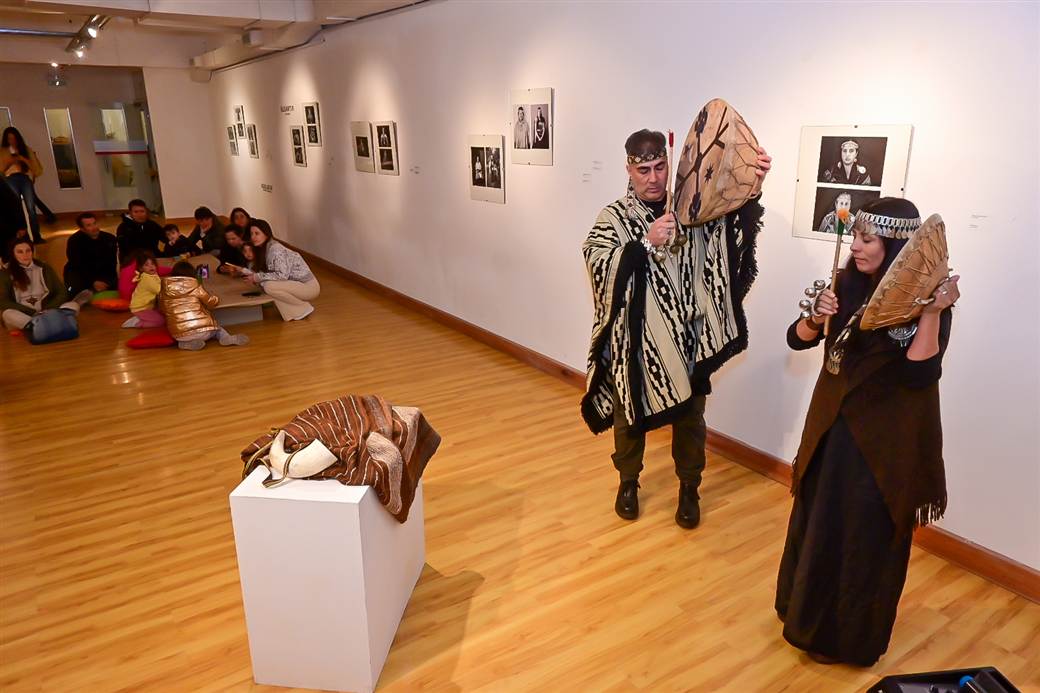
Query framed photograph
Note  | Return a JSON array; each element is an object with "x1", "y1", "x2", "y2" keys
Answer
[
  {"x1": 350, "y1": 121, "x2": 375, "y2": 173},
  {"x1": 246, "y1": 123, "x2": 259, "y2": 159},
  {"x1": 234, "y1": 105, "x2": 246, "y2": 138},
  {"x1": 468, "y1": 134, "x2": 505, "y2": 204},
  {"x1": 290, "y1": 125, "x2": 306, "y2": 167},
  {"x1": 510, "y1": 87, "x2": 553, "y2": 166},
  {"x1": 373, "y1": 120, "x2": 399, "y2": 176},
  {"x1": 303, "y1": 102, "x2": 321, "y2": 147},
  {"x1": 793, "y1": 124, "x2": 912, "y2": 241},
  {"x1": 226, "y1": 125, "x2": 239, "y2": 156}
]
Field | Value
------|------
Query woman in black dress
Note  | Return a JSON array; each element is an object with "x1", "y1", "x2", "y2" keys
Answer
[{"x1": 776, "y1": 197, "x2": 960, "y2": 666}]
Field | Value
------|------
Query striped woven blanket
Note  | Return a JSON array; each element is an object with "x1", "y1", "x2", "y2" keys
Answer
[{"x1": 240, "y1": 395, "x2": 440, "y2": 522}]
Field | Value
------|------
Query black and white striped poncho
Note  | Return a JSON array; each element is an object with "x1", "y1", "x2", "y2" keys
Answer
[{"x1": 581, "y1": 195, "x2": 763, "y2": 434}]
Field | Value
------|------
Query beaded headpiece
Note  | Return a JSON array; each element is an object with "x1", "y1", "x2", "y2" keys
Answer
[
  {"x1": 627, "y1": 149, "x2": 667, "y2": 165},
  {"x1": 852, "y1": 211, "x2": 922, "y2": 240},
  {"x1": 841, "y1": 139, "x2": 859, "y2": 150}
]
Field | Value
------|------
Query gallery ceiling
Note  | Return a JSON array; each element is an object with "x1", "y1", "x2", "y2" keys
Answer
[{"x1": 0, "y1": 0, "x2": 428, "y2": 69}]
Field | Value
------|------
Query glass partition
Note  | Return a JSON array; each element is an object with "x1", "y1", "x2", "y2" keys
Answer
[{"x1": 43, "y1": 107, "x2": 82, "y2": 189}]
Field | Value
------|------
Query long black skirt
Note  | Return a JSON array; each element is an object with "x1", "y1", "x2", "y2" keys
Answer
[{"x1": 775, "y1": 415, "x2": 913, "y2": 667}]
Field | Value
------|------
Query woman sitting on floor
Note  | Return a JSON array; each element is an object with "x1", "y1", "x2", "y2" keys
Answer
[
  {"x1": 0, "y1": 238, "x2": 88, "y2": 330},
  {"x1": 242, "y1": 219, "x2": 319, "y2": 321}
]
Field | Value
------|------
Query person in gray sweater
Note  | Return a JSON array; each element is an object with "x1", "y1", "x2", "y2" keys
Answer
[{"x1": 242, "y1": 219, "x2": 319, "y2": 320}]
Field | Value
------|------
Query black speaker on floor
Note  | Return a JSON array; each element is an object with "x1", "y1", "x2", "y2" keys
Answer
[{"x1": 866, "y1": 666, "x2": 1019, "y2": 693}]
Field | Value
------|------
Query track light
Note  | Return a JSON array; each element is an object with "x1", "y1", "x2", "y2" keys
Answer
[
  {"x1": 50, "y1": 61, "x2": 58, "y2": 67},
  {"x1": 74, "y1": 47, "x2": 85, "y2": 58},
  {"x1": 65, "y1": 14, "x2": 106, "y2": 55},
  {"x1": 87, "y1": 26, "x2": 98, "y2": 38}
]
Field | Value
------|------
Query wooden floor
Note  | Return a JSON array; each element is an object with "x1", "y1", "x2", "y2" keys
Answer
[{"x1": 2, "y1": 221, "x2": 1038, "y2": 692}]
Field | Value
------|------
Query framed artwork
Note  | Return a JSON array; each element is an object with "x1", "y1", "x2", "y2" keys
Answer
[
  {"x1": 373, "y1": 121, "x2": 399, "y2": 176},
  {"x1": 226, "y1": 125, "x2": 239, "y2": 156},
  {"x1": 43, "y1": 107, "x2": 81, "y2": 189},
  {"x1": 793, "y1": 124, "x2": 912, "y2": 241},
  {"x1": 234, "y1": 105, "x2": 245, "y2": 139},
  {"x1": 303, "y1": 102, "x2": 321, "y2": 147},
  {"x1": 246, "y1": 123, "x2": 259, "y2": 159},
  {"x1": 510, "y1": 87, "x2": 552, "y2": 165},
  {"x1": 468, "y1": 134, "x2": 505, "y2": 204},
  {"x1": 350, "y1": 121, "x2": 374, "y2": 173},
  {"x1": 290, "y1": 125, "x2": 306, "y2": 167}
]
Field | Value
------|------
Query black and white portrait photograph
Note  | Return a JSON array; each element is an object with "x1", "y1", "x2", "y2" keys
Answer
[
  {"x1": 469, "y1": 134, "x2": 505, "y2": 203},
  {"x1": 237, "y1": 122, "x2": 245, "y2": 139},
  {"x1": 290, "y1": 125, "x2": 306, "y2": 167},
  {"x1": 246, "y1": 123, "x2": 259, "y2": 159},
  {"x1": 510, "y1": 88, "x2": 553, "y2": 165},
  {"x1": 234, "y1": 105, "x2": 244, "y2": 125},
  {"x1": 351, "y1": 121, "x2": 375, "y2": 173},
  {"x1": 817, "y1": 136, "x2": 888, "y2": 186},
  {"x1": 485, "y1": 146, "x2": 502, "y2": 189},
  {"x1": 302, "y1": 102, "x2": 321, "y2": 147},
  {"x1": 226, "y1": 125, "x2": 239, "y2": 156},
  {"x1": 793, "y1": 124, "x2": 912, "y2": 241},
  {"x1": 811, "y1": 187, "x2": 881, "y2": 236},
  {"x1": 470, "y1": 147, "x2": 486, "y2": 187},
  {"x1": 374, "y1": 121, "x2": 399, "y2": 176}
]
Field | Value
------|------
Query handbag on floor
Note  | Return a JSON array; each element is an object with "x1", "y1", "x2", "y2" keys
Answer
[{"x1": 25, "y1": 308, "x2": 79, "y2": 345}]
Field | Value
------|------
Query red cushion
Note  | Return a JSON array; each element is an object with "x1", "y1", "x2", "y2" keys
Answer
[
  {"x1": 94, "y1": 298, "x2": 130, "y2": 312},
  {"x1": 126, "y1": 327, "x2": 175, "y2": 349}
]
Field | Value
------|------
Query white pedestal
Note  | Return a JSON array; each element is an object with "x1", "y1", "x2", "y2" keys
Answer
[{"x1": 230, "y1": 467, "x2": 425, "y2": 693}]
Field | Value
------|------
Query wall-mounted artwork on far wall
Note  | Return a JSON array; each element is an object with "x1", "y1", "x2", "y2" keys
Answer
[
  {"x1": 226, "y1": 125, "x2": 239, "y2": 157},
  {"x1": 234, "y1": 105, "x2": 245, "y2": 138},
  {"x1": 303, "y1": 102, "x2": 321, "y2": 147},
  {"x1": 246, "y1": 123, "x2": 259, "y2": 159},
  {"x1": 468, "y1": 134, "x2": 504, "y2": 204},
  {"x1": 373, "y1": 121, "x2": 399, "y2": 176},
  {"x1": 510, "y1": 87, "x2": 553, "y2": 166},
  {"x1": 350, "y1": 121, "x2": 374, "y2": 173},
  {"x1": 793, "y1": 124, "x2": 912, "y2": 242},
  {"x1": 290, "y1": 125, "x2": 306, "y2": 167}
]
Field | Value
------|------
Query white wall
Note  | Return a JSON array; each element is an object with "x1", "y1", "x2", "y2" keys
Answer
[
  {"x1": 208, "y1": 1, "x2": 1040, "y2": 569},
  {"x1": 142, "y1": 67, "x2": 225, "y2": 218},
  {"x1": 0, "y1": 62, "x2": 148, "y2": 213}
]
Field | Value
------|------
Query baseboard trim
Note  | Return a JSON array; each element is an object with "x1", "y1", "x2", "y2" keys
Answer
[{"x1": 295, "y1": 246, "x2": 1040, "y2": 604}]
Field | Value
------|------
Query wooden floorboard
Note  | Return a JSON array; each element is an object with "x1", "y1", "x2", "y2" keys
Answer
[{"x1": 1, "y1": 222, "x2": 1038, "y2": 692}]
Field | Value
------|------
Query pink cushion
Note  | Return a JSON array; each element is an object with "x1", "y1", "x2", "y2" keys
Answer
[{"x1": 126, "y1": 327, "x2": 174, "y2": 349}]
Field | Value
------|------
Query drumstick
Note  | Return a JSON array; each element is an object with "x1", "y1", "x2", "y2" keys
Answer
[
  {"x1": 824, "y1": 209, "x2": 851, "y2": 336},
  {"x1": 19, "y1": 194, "x2": 32, "y2": 239},
  {"x1": 665, "y1": 130, "x2": 675, "y2": 215}
]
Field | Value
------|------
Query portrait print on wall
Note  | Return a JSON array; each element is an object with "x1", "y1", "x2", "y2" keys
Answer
[
  {"x1": 290, "y1": 125, "x2": 306, "y2": 167},
  {"x1": 793, "y1": 124, "x2": 911, "y2": 241},
  {"x1": 373, "y1": 121, "x2": 399, "y2": 176},
  {"x1": 303, "y1": 102, "x2": 321, "y2": 147},
  {"x1": 350, "y1": 121, "x2": 375, "y2": 173},
  {"x1": 510, "y1": 87, "x2": 553, "y2": 165},
  {"x1": 226, "y1": 125, "x2": 239, "y2": 156},
  {"x1": 246, "y1": 123, "x2": 259, "y2": 159},
  {"x1": 234, "y1": 105, "x2": 245, "y2": 138},
  {"x1": 469, "y1": 134, "x2": 505, "y2": 204}
]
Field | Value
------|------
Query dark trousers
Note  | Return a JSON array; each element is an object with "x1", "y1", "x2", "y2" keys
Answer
[
  {"x1": 611, "y1": 387, "x2": 707, "y2": 488},
  {"x1": 4, "y1": 173, "x2": 41, "y2": 242}
]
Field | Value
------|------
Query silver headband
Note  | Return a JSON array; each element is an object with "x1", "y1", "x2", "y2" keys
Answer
[{"x1": 853, "y1": 211, "x2": 922, "y2": 239}]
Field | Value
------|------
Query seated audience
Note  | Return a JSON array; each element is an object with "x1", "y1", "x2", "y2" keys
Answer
[
  {"x1": 1, "y1": 238, "x2": 88, "y2": 330},
  {"x1": 246, "y1": 220, "x2": 320, "y2": 321},
  {"x1": 126, "y1": 251, "x2": 165, "y2": 328},
  {"x1": 64, "y1": 212, "x2": 118, "y2": 295},
  {"x1": 161, "y1": 223, "x2": 198, "y2": 259},
  {"x1": 116, "y1": 199, "x2": 163, "y2": 262},
  {"x1": 160, "y1": 261, "x2": 249, "y2": 350},
  {"x1": 187, "y1": 206, "x2": 225, "y2": 256}
]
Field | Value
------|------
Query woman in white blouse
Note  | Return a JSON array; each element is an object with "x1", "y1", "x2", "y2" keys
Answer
[{"x1": 244, "y1": 219, "x2": 320, "y2": 321}]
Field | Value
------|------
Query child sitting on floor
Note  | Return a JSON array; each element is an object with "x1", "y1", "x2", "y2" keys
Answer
[
  {"x1": 160, "y1": 261, "x2": 249, "y2": 351},
  {"x1": 124, "y1": 251, "x2": 165, "y2": 328},
  {"x1": 161, "y1": 224, "x2": 198, "y2": 259}
]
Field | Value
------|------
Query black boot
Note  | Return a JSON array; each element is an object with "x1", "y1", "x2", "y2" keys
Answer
[
  {"x1": 614, "y1": 479, "x2": 639, "y2": 520},
  {"x1": 675, "y1": 481, "x2": 700, "y2": 529}
]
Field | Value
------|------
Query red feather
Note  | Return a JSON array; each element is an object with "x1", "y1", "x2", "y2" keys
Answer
[{"x1": 668, "y1": 130, "x2": 674, "y2": 147}]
